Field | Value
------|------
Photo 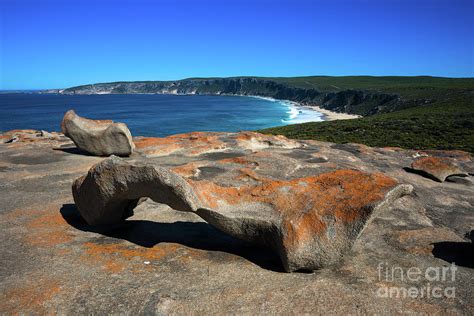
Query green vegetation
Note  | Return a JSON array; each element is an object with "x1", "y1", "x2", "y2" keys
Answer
[
  {"x1": 270, "y1": 76, "x2": 474, "y2": 94},
  {"x1": 260, "y1": 85, "x2": 474, "y2": 153}
]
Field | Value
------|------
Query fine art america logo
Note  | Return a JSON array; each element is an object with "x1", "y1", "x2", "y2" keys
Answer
[{"x1": 376, "y1": 262, "x2": 457, "y2": 298}]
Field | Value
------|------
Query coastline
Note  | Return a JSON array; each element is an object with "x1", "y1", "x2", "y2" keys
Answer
[
  {"x1": 244, "y1": 94, "x2": 360, "y2": 122},
  {"x1": 243, "y1": 95, "x2": 323, "y2": 124},
  {"x1": 189, "y1": 93, "x2": 361, "y2": 123},
  {"x1": 36, "y1": 90, "x2": 362, "y2": 124},
  {"x1": 303, "y1": 104, "x2": 362, "y2": 121}
]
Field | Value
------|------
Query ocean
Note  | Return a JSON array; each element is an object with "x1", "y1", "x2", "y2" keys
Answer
[{"x1": 0, "y1": 93, "x2": 323, "y2": 137}]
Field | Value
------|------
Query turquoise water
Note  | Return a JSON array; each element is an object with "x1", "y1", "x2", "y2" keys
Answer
[{"x1": 0, "y1": 94, "x2": 323, "y2": 137}]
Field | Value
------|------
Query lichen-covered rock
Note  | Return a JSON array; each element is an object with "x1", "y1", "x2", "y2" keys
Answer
[
  {"x1": 410, "y1": 156, "x2": 467, "y2": 182},
  {"x1": 234, "y1": 131, "x2": 303, "y2": 150},
  {"x1": 61, "y1": 110, "x2": 134, "y2": 156},
  {"x1": 133, "y1": 132, "x2": 225, "y2": 157},
  {"x1": 132, "y1": 131, "x2": 302, "y2": 157},
  {"x1": 193, "y1": 170, "x2": 413, "y2": 271},
  {"x1": 419, "y1": 150, "x2": 472, "y2": 162},
  {"x1": 72, "y1": 156, "x2": 202, "y2": 225},
  {"x1": 72, "y1": 156, "x2": 412, "y2": 271}
]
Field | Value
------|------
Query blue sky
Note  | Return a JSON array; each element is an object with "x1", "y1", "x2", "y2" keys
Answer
[{"x1": 1, "y1": 0, "x2": 473, "y2": 89}]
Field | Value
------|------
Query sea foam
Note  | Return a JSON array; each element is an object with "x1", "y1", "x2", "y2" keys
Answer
[
  {"x1": 246, "y1": 95, "x2": 324, "y2": 124},
  {"x1": 280, "y1": 100, "x2": 324, "y2": 124}
]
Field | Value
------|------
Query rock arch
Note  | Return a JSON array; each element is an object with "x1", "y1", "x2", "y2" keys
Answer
[{"x1": 72, "y1": 156, "x2": 413, "y2": 271}]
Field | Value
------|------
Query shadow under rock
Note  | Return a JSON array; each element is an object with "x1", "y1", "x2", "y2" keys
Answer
[
  {"x1": 403, "y1": 167, "x2": 442, "y2": 182},
  {"x1": 53, "y1": 146, "x2": 95, "y2": 156},
  {"x1": 432, "y1": 241, "x2": 474, "y2": 269},
  {"x1": 60, "y1": 203, "x2": 284, "y2": 272}
]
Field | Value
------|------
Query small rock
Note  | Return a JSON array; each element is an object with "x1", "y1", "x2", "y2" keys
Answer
[{"x1": 61, "y1": 110, "x2": 135, "y2": 156}]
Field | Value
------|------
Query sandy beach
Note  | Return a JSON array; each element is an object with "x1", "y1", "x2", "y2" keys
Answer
[
  {"x1": 308, "y1": 105, "x2": 362, "y2": 121},
  {"x1": 245, "y1": 95, "x2": 360, "y2": 123}
]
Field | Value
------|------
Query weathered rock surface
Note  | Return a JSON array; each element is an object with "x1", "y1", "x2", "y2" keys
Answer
[
  {"x1": 194, "y1": 171, "x2": 412, "y2": 271},
  {"x1": 1, "y1": 130, "x2": 473, "y2": 313},
  {"x1": 73, "y1": 156, "x2": 202, "y2": 225},
  {"x1": 234, "y1": 131, "x2": 303, "y2": 150},
  {"x1": 0, "y1": 129, "x2": 62, "y2": 143},
  {"x1": 447, "y1": 175, "x2": 473, "y2": 186},
  {"x1": 61, "y1": 110, "x2": 135, "y2": 156},
  {"x1": 72, "y1": 157, "x2": 412, "y2": 271},
  {"x1": 410, "y1": 156, "x2": 468, "y2": 182}
]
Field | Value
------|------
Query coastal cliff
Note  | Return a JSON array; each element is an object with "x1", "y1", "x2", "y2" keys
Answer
[{"x1": 59, "y1": 77, "x2": 409, "y2": 116}]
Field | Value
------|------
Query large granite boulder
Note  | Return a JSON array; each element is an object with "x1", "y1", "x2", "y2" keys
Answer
[
  {"x1": 61, "y1": 110, "x2": 134, "y2": 156},
  {"x1": 72, "y1": 157, "x2": 412, "y2": 271}
]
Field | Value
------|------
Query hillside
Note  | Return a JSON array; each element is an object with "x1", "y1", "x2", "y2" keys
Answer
[
  {"x1": 260, "y1": 77, "x2": 474, "y2": 153},
  {"x1": 61, "y1": 76, "x2": 474, "y2": 152}
]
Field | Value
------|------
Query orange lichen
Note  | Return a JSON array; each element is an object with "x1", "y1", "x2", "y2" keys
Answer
[
  {"x1": 0, "y1": 277, "x2": 61, "y2": 314},
  {"x1": 133, "y1": 137, "x2": 176, "y2": 149},
  {"x1": 81, "y1": 242, "x2": 179, "y2": 273},
  {"x1": 3, "y1": 201, "x2": 75, "y2": 248},
  {"x1": 24, "y1": 210, "x2": 74, "y2": 247},
  {"x1": 419, "y1": 150, "x2": 472, "y2": 162},
  {"x1": 411, "y1": 156, "x2": 463, "y2": 181},
  {"x1": 134, "y1": 132, "x2": 226, "y2": 156},
  {"x1": 172, "y1": 161, "x2": 205, "y2": 177},
  {"x1": 412, "y1": 156, "x2": 454, "y2": 170},
  {"x1": 191, "y1": 169, "x2": 398, "y2": 249}
]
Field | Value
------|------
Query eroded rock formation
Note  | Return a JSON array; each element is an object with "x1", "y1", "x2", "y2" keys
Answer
[
  {"x1": 61, "y1": 110, "x2": 135, "y2": 156},
  {"x1": 72, "y1": 155, "x2": 412, "y2": 271},
  {"x1": 194, "y1": 170, "x2": 412, "y2": 271},
  {"x1": 72, "y1": 156, "x2": 202, "y2": 225}
]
